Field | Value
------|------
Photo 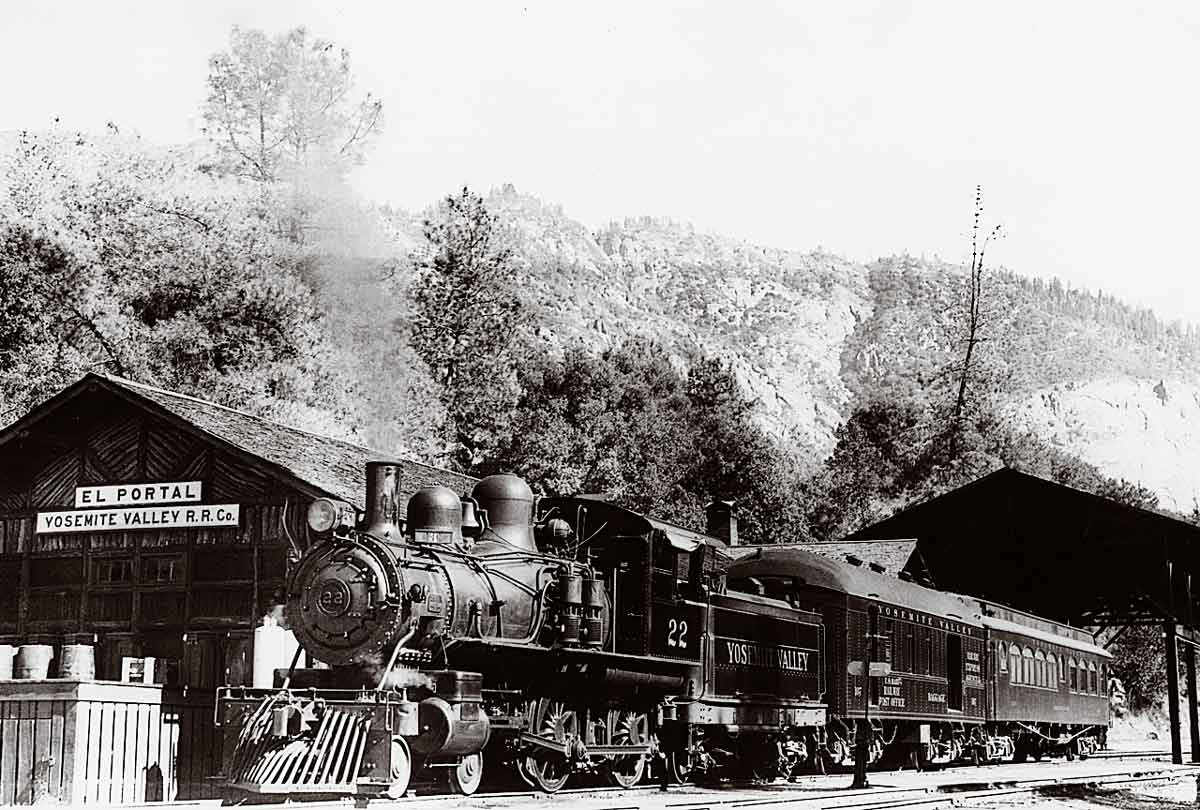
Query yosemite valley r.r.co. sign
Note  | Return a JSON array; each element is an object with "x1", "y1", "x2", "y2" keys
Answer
[{"x1": 36, "y1": 480, "x2": 240, "y2": 534}]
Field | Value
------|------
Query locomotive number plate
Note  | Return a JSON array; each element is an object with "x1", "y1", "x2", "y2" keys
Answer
[
  {"x1": 316, "y1": 579, "x2": 352, "y2": 616},
  {"x1": 650, "y1": 602, "x2": 704, "y2": 661}
]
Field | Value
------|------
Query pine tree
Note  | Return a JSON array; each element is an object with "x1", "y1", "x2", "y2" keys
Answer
[{"x1": 409, "y1": 188, "x2": 532, "y2": 470}]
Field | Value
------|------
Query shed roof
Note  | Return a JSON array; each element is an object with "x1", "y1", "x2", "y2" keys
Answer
[
  {"x1": 726, "y1": 540, "x2": 917, "y2": 575},
  {"x1": 0, "y1": 374, "x2": 475, "y2": 511},
  {"x1": 848, "y1": 467, "x2": 1200, "y2": 628}
]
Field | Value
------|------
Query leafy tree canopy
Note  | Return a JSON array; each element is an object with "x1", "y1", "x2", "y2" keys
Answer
[
  {"x1": 202, "y1": 26, "x2": 383, "y2": 185},
  {"x1": 486, "y1": 337, "x2": 808, "y2": 543},
  {"x1": 0, "y1": 131, "x2": 355, "y2": 435}
]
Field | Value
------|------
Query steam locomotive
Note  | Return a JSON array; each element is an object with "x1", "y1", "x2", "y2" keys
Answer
[
  {"x1": 215, "y1": 462, "x2": 1113, "y2": 799},
  {"x1": 216, "y1": 462, "x2": 823, "y2": 798}
]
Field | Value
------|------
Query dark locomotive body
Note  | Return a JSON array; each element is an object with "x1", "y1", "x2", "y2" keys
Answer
[{"x1": 216, "y1": 465, "x2": 827, "y2": 798}]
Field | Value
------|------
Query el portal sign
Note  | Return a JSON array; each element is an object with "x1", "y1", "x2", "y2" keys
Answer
[{"x1": 36, "y1": 480, "x2": 240, "y2": 534}]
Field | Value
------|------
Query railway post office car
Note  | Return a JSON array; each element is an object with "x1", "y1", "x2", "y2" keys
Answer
[
  {"x1": 981, "y1": 603, "x2": 1111, "y2": 760},
  {"x1": 727, "y1": 548, "x2": 986, "y2": 768}
]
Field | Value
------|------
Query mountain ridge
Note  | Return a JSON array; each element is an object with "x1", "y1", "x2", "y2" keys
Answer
[{"x1": 399, "y1": 185, "x2": 1200, "y2": 508}]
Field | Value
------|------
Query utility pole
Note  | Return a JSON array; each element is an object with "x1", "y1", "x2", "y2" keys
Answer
[{"x1": 851, "y1": 605, "x2": 879, "y2": 789}]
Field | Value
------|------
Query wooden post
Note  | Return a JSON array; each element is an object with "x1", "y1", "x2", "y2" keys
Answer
[
  {"x1": 1166, "y1": 622, "x2": 1182, "y2": 765},
  {"x1": 851, "y1": 606, "x2": 879, "y2": 790},
  {"x1": 1187, "y1": 644, "x2": 1200, "y2": 763}
]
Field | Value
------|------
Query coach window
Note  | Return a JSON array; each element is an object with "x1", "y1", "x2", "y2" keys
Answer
[
  {"x1": 996, "y1": 642, "x2": 1007, "y2": 677},
  {"x1": 1047, "y1": 654, "x2": 1058, "y2": 688},
  {"x1": 1035, "y1": 650, "x2": 1046, "y2": 687},
  {"x1": 1023, "y1": 647, "x2": 1034, "y2": 685},
  {"x1": 1068, "y1": 658, "x2": 1078, "y2": 691},
  {"x1": 1009, "y1": 644, "x2": 1022, "y2": 683},
  {"x1": 1089, "y1": 662, "x2": 1098, "y2": 694}
]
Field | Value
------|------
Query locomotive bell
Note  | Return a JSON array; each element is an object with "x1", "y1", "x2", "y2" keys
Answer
[
  {"x1": 471, "y1": 474, "x2": 537, "y2": 552},
  {"x1": 460, "y1": 497, "x2": 483, "y2": 538},
  {"x1": 407, "y1": 486, "x2": 464, "y2": 545}
]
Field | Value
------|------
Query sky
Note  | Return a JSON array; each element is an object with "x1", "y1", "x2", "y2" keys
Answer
[{"x1": 3, "y1": 1, "x2": 1198, "y2": 323}]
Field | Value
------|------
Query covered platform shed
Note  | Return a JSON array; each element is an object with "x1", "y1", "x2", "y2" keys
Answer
[{"x1": 848, "y1": 466, "x2": 1200, "y2": 764}]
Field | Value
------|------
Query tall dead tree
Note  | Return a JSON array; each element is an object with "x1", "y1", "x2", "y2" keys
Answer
[{"x1": 952, "y1": 186, "x2": 1003, "y2": 424}]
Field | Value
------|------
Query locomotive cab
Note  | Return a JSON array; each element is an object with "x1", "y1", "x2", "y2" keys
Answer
[{"x1": 534, "y1": 497, "x2": 716, "y2": 657}]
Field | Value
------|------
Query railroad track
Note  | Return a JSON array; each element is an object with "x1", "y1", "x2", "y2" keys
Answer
[{"x1": 174, "y1": 756, "x2": 1187, "y2": 810}]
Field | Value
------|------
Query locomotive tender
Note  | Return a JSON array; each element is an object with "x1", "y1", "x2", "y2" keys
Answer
[{"x1": 215, "y1": 463, "x2": 1113, "y2": 798}]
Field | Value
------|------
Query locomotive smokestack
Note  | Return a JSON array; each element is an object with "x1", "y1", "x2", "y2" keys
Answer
[
  {"x1": 364, "y1": 461, "x2": 404, "y2": 541},
  {"x1": 705, "y1": 500, "x2": 738, "y2": 547}
]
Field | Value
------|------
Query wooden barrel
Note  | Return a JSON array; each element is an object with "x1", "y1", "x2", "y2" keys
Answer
[
  {"x1": 14, "y1": 645, "x2": 54, "y2": 679},
  {"x1": 58, "y1": 644, "x2": 96, "y2": 680},
  {"x1": 0, "y1": 645, "x2": 15, "y2": 679}
]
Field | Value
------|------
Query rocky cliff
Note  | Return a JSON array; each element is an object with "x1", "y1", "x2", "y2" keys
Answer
[{"x1": 401, "y1": 186, "x2": 1200, "y2": 508}]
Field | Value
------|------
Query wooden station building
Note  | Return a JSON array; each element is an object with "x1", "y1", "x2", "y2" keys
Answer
[
  {"x1": 0, "y1": 373, "x2": 473, "y2": 801},
  {"x1": 0, "y1": 373, "x2": 473, "y2": 682}
]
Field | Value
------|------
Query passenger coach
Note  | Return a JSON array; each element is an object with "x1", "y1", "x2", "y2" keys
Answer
[{"x1": 728, "y1": 548, "x2": 986, "y2": 767}]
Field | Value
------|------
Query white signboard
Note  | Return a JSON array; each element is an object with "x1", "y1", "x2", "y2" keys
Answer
[
  {"x1": 36, "y1": 504, "x2": 240, "y2": 534},
  {"x1": 74, "y1": 480, "x2": 203, "y2": 509}
]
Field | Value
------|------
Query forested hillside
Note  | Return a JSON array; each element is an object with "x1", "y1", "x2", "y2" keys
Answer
[{"x1": 2, "y1": 23, "x2": 1189, "y2": 707}]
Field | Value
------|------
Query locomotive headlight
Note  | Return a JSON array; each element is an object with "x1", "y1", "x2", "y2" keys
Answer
[{"x1": 308, "y1": 498, "x2": 352, "y2": 533}]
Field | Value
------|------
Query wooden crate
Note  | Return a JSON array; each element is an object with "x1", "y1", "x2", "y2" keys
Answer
[{"x1": 0, "y1": 680, "x2": 208, "y2": 804}]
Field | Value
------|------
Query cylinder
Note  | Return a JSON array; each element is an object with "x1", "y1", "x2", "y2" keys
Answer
[
  {"x1": 410, "y1": 696, "x2": 491, "y2": 756},
  {"x1": 58, "y1": 644, "x2": 96, "y2": 680},
  {"x1": 562, "y1": 613, "x2": 582, "y2": 645},
  {"x1": 253, "y1": 620, "x2": 285, "y2": 688},
  {"x1": 14, "y1": 645, "x2": 54, "y2": 680},
  {"x1": 582, "y1": 578, "x2": 605, "y2": 608},
  {"x1": 561, "y1": 575, "x2": 583, "y2": 605},
  {"x1": 364, "y1": 461, "x2": 405, "y2": 541},
  {"x1": 0, "y1": 645, "x2": 15, "y2": 679},
  {"x1": 584, "y1": 616, "x2": 604, "y2": 647}
]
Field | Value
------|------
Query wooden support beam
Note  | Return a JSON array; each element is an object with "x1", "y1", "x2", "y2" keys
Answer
[
  {"x1": 1166, "y1": 622, "x2": 1183, "y2": 765},
  {"x1": 1187, "y1": 645, "x2": 1200, "y2": 764}
]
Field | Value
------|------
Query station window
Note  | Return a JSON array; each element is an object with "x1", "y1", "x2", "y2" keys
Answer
[
  {"x1": 906, "y1": 633, "x2": 916, "y2": 674},
  {"x1": 92, "y1": 557, "x2": 133, "y2": 585},
  {"x1": 1010, "y1": 644, "x2": 1022, "y2": 684},
  {"x1": 924, "y1": 632, "x2": 934, "y2": 675},
  {"x1": 142, "y1": 555, "x2": 185, "y2": 584}
]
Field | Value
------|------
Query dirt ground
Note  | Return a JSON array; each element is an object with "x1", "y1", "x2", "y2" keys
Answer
[{"x1": 972, "y1": 778, "x2": 1200, "y2": 809}]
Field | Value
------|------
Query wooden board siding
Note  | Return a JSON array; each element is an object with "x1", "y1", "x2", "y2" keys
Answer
[
  {"x1": 0, "y1": 407, "x2": 310, "y2": 684},
  {"x1": 0, "y1": 681, "x2": 220, "y2": 805}
]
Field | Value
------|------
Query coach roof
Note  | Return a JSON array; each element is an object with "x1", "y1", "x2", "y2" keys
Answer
[{"x1": 728, "y1": 546, "x2": 983, "y2": 627}]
